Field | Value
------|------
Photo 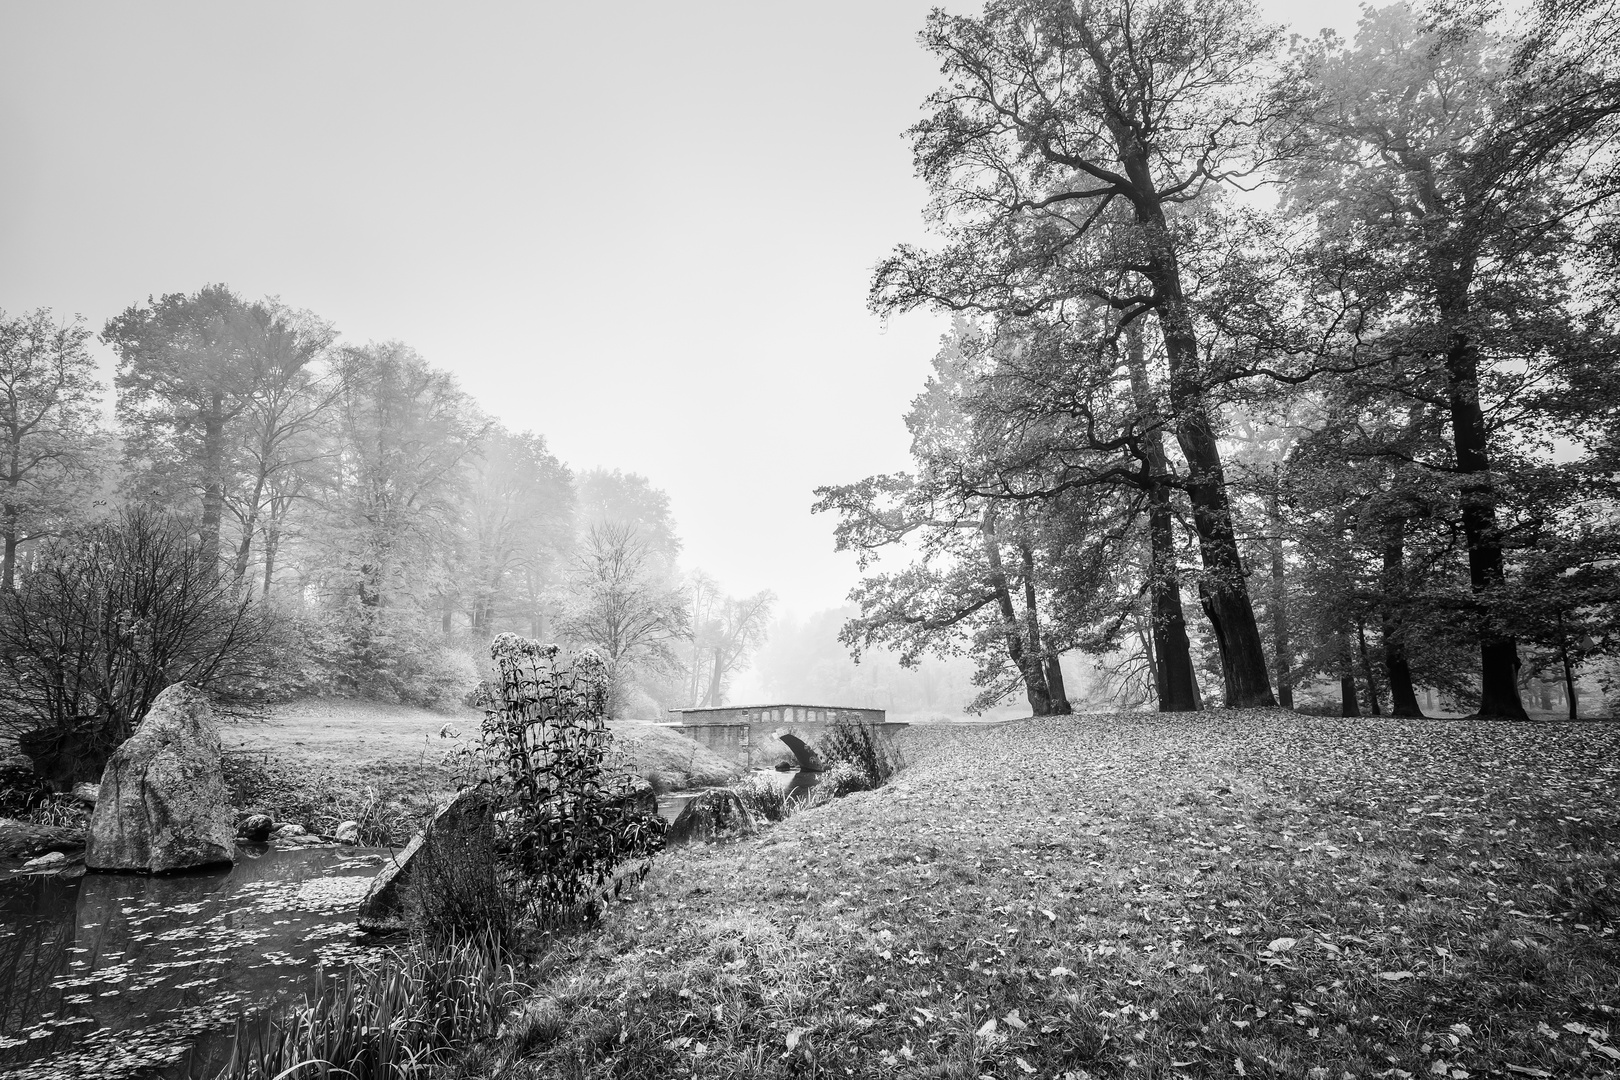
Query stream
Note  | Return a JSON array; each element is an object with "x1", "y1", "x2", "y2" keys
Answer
[{"x1": 0, "y1": 770, "x2": 818, "y2": 1078}]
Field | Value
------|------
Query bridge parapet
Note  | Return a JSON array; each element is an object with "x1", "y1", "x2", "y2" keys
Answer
[{"x1": 668, "y1": 705, "x2": 901, "y2": 771}]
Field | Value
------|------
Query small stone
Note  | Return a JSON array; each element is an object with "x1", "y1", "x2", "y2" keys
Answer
[
  {"x1": 21, "y1": 850, "x2": 67, "y2": 871},
  {"x1": 237, "y1": 814, "x2": 273, "y2": 842},
  {"x1": 71, "y1": 782, "x2": 100, "y2": 807},
  {"x1": 334, "y1": 820, "x2": 361, "y2": 844},
  {"x1": 273, "y1": 824, "x2": 308, "y2": 839}
]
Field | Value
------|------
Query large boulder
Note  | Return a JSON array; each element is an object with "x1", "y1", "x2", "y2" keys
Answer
[
  {"x1": 85, "y1": 685, "x2": 236, "y2": 872},
  {"x1": 666, "y1": 788, "x2": 757, "y2": 845},
  {"x1": 358, "y1": 788, "x2": 494, "y2": 933}
]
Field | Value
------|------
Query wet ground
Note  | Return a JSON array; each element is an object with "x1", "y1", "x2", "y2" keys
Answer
[{"x1": 0, "y1": 844, "x2": 386, "y2": 1080}]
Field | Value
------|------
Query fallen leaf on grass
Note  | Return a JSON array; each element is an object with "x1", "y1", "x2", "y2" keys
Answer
[
  {"x1": 1375, "y1": 971, "x2": 1414, "y2": 981},
  {"x1": 1504, "y1": 1067, "x2": 1551, "y2": 1078},
  {"x1": 1015, "y1": 1057, "x2": 1036, "y2": 1074},
  {"x1": 1265, "y1": 937, "x2": 1297, "y2": 953},
  {"x1": 976, "y1": 1018, "x2": 998, "y2": 1039},
  {"x1": 1004, "y1": 1010, "x2": 1027, "y2": 1030}
]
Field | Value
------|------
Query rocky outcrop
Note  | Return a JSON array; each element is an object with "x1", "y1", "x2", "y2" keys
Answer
[
  {"x1": 334, "y1": 820, "x2": 361, "y2": 844},
  {"x1": 358, "y1": 788, "x2": 494, "y2": 933},
  {"x1": 85, "y1": 684, "x2": 236, "y2": 872},
  {"x1": 72, "y1": 782, "x2": 100, "y2": 807}
]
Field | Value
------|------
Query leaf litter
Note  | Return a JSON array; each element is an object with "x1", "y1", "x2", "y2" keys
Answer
[{"x1": 491, "y1": 710, "x2": 1620, "y2": 1079}]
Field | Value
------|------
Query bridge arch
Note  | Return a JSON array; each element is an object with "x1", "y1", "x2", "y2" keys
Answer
[{"x1": 773, "y1": 730, "x2": 823, "y2": 772}]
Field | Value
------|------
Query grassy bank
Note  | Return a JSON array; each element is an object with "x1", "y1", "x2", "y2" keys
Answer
[
  {"x1": 219, "y1": 699, "x2": 741, "y2": 843},
  {"x1": 465, "y1": 711, "x2": 1620, "y2": 1079}
]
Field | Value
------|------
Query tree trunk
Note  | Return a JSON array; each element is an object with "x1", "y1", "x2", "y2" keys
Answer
[
  {"x1": 1, "y1": 503, "x2": 16, "y2": 592},
  {"x1": 199, "y1": 395, "x2": 226, "y2": 579},
  {"x1": 1440, "y1": 310, "x2": 1527, "y2": 719},
  {"x1": 983, "y1": 509, "x2": 1051, "y2": 715},
  {"x1": 1267, "y1": 474, "x2": 1293, "y2": 709},
  {"x1": 1018, "y1": 538, "x2": 1071, "y2": 715},
  {"x1": 1072, "y1": 28, "x2": 1274, "y2": 708},
  {"x1": 1558, "y1": 610, "x2": 1578, "y2": 720},
  {"x1": 1127, "y1": 324, "x2": 1198, "y2": 712},
  {"x1": 1340, "y1": 672, "x2": 1360, "y2": 716},
  {"x1": 1357, "y1": 620, "x2": 1383, "y2": 716},
  {"x1": 261, "y1": 517, "x2": 280, "y2": 599},
  {"x1": 1380, "y1": 519, "x2": 1425, "y2": 717},
  {"x1": 706, "y1": 648, "x2": 724, "y2": 707},
  {"x1": 1044, "y1": 654, "x2": 1069, "y2": 712}
]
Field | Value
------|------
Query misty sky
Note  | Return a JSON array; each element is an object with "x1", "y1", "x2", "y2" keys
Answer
[{"x1": 1, "y1": 0, "x2": 1362, "y2": 617}]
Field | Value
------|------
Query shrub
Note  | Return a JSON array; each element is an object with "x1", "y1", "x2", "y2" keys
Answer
[
  {"x1": 448, "y1": 634, "x2": 667, "y2": 925},
  {"x1": 731, "y1": 772, "x2": 802, "y2": 822},
  {"x1": 818, "y1": 714, "x2": 904, "y2": 789},
  {"x1": 808, "y1": 761, "x2": 873, "y2": 806},
  {"x1": 300, "y1": 603, "x2": 479, "y2": 710},
  {"x1": 0, "y1": 509, "x2": 290, "y2": 786}
]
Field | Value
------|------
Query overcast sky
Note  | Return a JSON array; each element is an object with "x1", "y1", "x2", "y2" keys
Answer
[{"x1": 0, "y1": 0, "x2": 1362, "y2": 617}]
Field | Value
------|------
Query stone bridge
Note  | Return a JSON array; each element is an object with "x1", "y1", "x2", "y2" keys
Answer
[{"x1": 667, "y1": 704, "x2": 906, "y2": 772}]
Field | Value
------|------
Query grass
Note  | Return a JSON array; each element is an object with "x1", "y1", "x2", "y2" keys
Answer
[
  {"x1": 464, "y1": 710, "x2": 1620, "y2": 1079},
  {"x1": 218, "y1": 933, "x2": 528, "y2": 1080},
  {"x1": 217, "y1": 698, "x2": 738, "y2": 844}
]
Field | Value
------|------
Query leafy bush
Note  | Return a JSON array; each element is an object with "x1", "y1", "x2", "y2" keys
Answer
[
  {"x1": 449, "y1": 634, "x2": 667, "y2": 925},
  {"x1": 818, "y1": 714, "x2": 904, "y2": 790},
  {"x1": 219, "y1": 933, "x2": 526, "y2": 1080}
]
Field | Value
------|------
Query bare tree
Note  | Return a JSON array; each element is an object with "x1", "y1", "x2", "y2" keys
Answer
[{"x1": 558, "y1": 523, "x2": 689, "y2": 715}]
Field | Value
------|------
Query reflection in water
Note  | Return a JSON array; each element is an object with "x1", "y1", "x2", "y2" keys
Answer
[{"x1": 0, "y1": 846, "x2": 388, "y2": 1080}]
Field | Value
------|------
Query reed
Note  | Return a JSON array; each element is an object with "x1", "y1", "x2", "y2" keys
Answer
[{"x1": 216, "y1": 932, "x2": 527, "y2": 1080}]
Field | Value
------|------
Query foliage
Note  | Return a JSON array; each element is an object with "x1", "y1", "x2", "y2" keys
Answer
[
  {"x1": 0, "y1": 509, "x2": 289, "y2": 782},
  {"x1": 218, "y1": 933, "x2": 527, "y2": 1080},
  {"x1": 300, "y1": 602, "x2": 479, "y2": 709},
  {"x1": 0, "y1": 307, "x2": 105, "y2": 591},
  {"x1": 729, "y1": 772, "x2": 801, "y2": 823},
  {"x1": 449, "y1": 634, "x2": 667, "y2": 924},
  {"x1": 817, "y1": 714, "x2": 904, "y2": 791}
]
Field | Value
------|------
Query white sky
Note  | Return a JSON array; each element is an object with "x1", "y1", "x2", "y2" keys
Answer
[{"x1": 0, "y1": 0, "x2": 1362, "y2": 617}]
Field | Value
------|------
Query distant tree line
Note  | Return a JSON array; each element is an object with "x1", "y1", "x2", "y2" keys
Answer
[
  {"x1": 821, "y1": 0, "x2": 1620, "y2": 720},
  {"x1": 0, "y1": 286, "x2": 771, "y2": 779}
]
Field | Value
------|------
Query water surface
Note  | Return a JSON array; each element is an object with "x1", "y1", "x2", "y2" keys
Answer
[{"x1": 0, "y1": 845, "x2": 387, "y2": 1080}]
